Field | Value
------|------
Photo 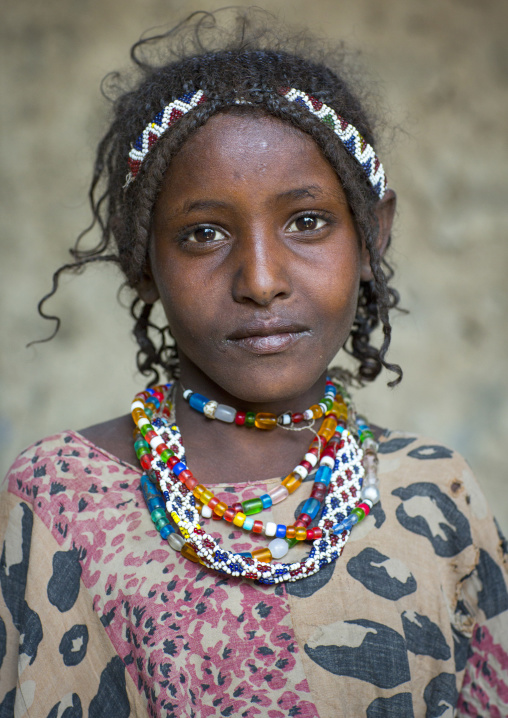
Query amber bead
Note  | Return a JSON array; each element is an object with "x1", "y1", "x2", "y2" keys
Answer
[
  {"x1": 254, "y1": 413, "x2": 277, "y2": 430},
  {"x1": 252, "y1": 547, "x2": 272, "y2": 563},
  {"x1": 214, "y1": 501, "x2": 228, "y2": 517},
  {"x1": 200, "y1": 488, "x2": 214, "y2": 505},
  {"x1": 193, "y1": 484, "x2": 206, "y2": 500},
  {"x1": 295, "y1": 527, "x2": 307, "y2": 541},
  {"x1": 281, "y1": 472, "x2": 303, "y2": 494},
  {"x1": 181, "y1": 543, "x2": 201, "y2": 563},
  {"x1": 310, "y1": 404, "x2": 324, "y2": 419},
  {"x1": 286, "y1": 526, "x2": 296, "y2": 539}
]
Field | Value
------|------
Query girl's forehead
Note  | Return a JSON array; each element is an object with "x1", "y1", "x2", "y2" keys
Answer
[
  {"x1": 168, "y1": 113, "x2": 344, "y2": 187},
  {"x1": 157, "y1": 112, "x2": 346, "y2": 206}
]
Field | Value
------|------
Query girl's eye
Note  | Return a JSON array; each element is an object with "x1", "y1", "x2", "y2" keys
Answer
[
  {"x1": 287, "y1": 215, "x2": 327, "y2": 233},
  {"x1": 185, "y1": 226, "x2": 227, "y2": 243}
]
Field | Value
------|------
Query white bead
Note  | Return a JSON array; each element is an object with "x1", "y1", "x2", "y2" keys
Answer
[
  {"x1": 265, "y1": 522, "x2": 277, "y2": 537},
  {"x1": 319, "y1": 402, "x2": 328, "y2": 413},
  {"x1": 303, "y1": 409, "x2": 313, "y2": 420},
  {"x1": 320, "y1": 456, "x2": 334, "y2": 469},
  {"x1": 215, "y1": 404, "x2": 236, "y2": 423},
  {"x1": 168, "y1": 533, "x2": 185, "y2": 551},
  {"x1": 183, "y1": 389, "x2": 193, "y2": 400},
  {"x1": 201, "y1": 505, "x2": 212, "y2": 518},
  {"x1": 150, "y1": 436, "x2": 164, "y2": 449},
  {"x1": 278, "y1": 413, "x2": 292, "y2": 426},
  {"x1": 268, "y1": 538, "x2": 289, "y2": 559},
  {"x1": 362, "y1": 485, "x2": 380, "y2": 504},
  {"x1": 131, "y1": 400, "x2": 144, "y2": 412},
  {"x1": 304, "y1": 452, "x2": 318, "y2": 467},
  {"x1": 203, "y1": 401, "x2": 218, "y2": 419},
  {"x1": 138, "y1": 417, "x2": 150, "y2": 428},
  {"x1": 293, "y1": 465, "x2": 308, "y2": 480}
]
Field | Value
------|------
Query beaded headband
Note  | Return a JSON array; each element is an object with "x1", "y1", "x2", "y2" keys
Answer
[{"x1": 125, "y1": 87, "x2": 387, "y2": 197}]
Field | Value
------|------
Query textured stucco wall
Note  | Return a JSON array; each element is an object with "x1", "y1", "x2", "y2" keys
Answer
[{"x1": 1, "y1": 0, "x2": 507, "y2": 533}]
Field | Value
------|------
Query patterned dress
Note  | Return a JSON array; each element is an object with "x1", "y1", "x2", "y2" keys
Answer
[{"x1": 1, "y1": 429, "x2": 507, "y2": 717}]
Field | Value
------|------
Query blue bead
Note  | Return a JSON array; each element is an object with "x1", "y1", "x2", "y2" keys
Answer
[
  {"x1": 260, "y1": 493, "x2": 272, "y2": 509},
  {"x1": 147, "y1": 497, "x2": 164, "y2": 512},
  {"x1": 238, "y1": 552, "x2": 252, "y2": 558},
  {"x1": 189, "y1": 393, "x2": 209, "y2": 413},
  {"x1": 160, "y1": 524, "x2": 175, "y2": 539},
  {"x1": 301, "y1": 497, "x2": 320, "y2": 520},
  {"x1": 315, "y1": 465, "x2": 332, "y2": 487},
  {"x1": 243, "y1": 516, "x2": 255, "y2": 531},
  {"x1": 276, "y1": 524, "x2": 286, "y2": 538},
  {"x1": 336, "y1": 425, "x2": 345, "y2": 434},
  {"x1": 172, "y1": 461, "x2": 186, "y2": 476}
]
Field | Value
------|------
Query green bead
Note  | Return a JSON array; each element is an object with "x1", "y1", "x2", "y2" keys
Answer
[
  {"x1": 245, "y1": 412, "x2": 255, "y2": 427},
  {"x1": 140, "y1": 423, "x2": 153, "y2": 437},
  {"x1": 242, "y1": 498, "x2": 263, "y2": 515},
  {"x1": 145, "y1": 407, "x2": 153, "y2": 419},
  {"x1": 323, "y1": 397, "x2": 334, "y2": 410},
  {"x1": 135, "y1": 446, "x2": 150, "y2": 458},
  {"x1": 160, "y1": 448, "x2": 173, "y2": 463},
  {"x1": 360, "y1": 430, "x2": 374, "y2": 442},
  {"x1": 155, "y1": 517, "x2": 169, "y2": 531},
  {"x1": 284, "y1": 537, "x2": 298, "y2": 549},
  {"x1": 151, "y1": 508, "x2": 166, "y2": 522},
  {"x1": 352, "y1": 507, "x2": 365, "y2": 521}
]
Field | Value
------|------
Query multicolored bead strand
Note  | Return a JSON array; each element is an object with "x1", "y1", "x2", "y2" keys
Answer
[
  {"x1": 181, "y1": 378, "x2": 338, "y2": 430},
  {"x1": 131, "y1": 382, "x2": 378, "y2": 584}
]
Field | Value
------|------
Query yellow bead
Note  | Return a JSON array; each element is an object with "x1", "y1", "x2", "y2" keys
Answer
[
  {"x1": 200, "y1": 488, "x2": 214, "y2": 505},
  {"x1": 181, "y1": 543, "x2": 201, "y2": 563},
  {"x1": 214, "y1": 501, "x2": 228, "y2": 517},
  {"x1": 332, "y1": 401, "x2": 348, "y2": 419},
  {"x1": 319, "y1": 416, "x2": 338, "y2": 443},
  {"x1": 295, "y1": 527, "x2": 307, "y2": 541},
  {"x1": 254, "y1": 413, "x2": 277, "y2": 430},
  {"x1": 132, "y1": 408, "x2": 145, "y2": 422},
  {"x1": 193, "y1": 484, "x2": 206, "y2": 500},
  {"x1": 233, "y1": 511, "x2": 246, "y2": 527},
  {"x1": 310, "y1": 404, "x2": 324, "y2": 419},
  {"x1": 281, "y1": 472, "x2": 303, "y2": 494},
  {"x1": 252, "y1": 547, "x2": 272, "y2": 563}
]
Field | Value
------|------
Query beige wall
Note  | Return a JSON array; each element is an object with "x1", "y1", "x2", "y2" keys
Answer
[{"x1": 1, "y1": 0, "x2": 507, "y2": 533}]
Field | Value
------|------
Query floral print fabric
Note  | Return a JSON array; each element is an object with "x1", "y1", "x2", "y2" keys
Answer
[{"x1": 1, "y1": 430, "x2": 507, "y2": 717}]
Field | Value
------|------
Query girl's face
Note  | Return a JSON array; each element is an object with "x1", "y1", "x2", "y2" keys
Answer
[{"x1": 146, "y1": 112, "x2": 372, "y2": 405}]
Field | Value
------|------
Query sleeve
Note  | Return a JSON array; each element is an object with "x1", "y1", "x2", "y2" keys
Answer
[{"x1": 455, "y1": 492, "x2": 508, "y2": 716}]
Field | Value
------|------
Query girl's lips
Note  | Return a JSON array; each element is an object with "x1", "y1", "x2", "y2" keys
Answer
[{"x1": 229, "y1": 331, "x2": 309, "y2": 354}]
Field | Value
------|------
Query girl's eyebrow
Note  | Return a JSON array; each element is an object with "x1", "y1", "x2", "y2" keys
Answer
[{"x1": 277, "y1": 185, "x2": 324, "y2": 201}]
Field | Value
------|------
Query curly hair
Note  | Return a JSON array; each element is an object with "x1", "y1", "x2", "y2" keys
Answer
[{"x1": 38, "y1": 8, "x2": 403, "y2": 387}]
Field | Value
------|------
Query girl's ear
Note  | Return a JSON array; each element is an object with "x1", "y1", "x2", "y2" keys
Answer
[
  {"x1": 136, "y1": 266, "x2": 160, "y2": 304},
  {"x1": 360, "y1": 188, "x2": 397, "y2": 281}
]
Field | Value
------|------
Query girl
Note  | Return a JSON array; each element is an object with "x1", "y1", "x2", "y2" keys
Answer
[{"x1": 1, "y1": 11, "x2": 507, "y2": 718}]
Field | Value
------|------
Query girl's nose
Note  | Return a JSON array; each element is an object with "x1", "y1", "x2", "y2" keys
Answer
[{"x1": 231, "y1": 229, "x2": 292, "y2": 306}]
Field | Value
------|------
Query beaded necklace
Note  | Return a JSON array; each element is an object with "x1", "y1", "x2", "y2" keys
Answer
[{"x1": 132, "y1": 381, "x2": 380, "y2": 584}]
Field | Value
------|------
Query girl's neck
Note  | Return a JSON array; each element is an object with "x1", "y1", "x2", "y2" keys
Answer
[{"x1": 173, "y1": 373, "x2": 328, "y2": 485}]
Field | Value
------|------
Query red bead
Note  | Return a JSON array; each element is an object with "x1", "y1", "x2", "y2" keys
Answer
[
  {"x1": 152, "y1": 390, "x2": 165, "y2": 402},
  {"x1": 311, "y1": 488, "x2": 326, "y2": 502},
  {"x1": 306, "y1": 528, "x2": 315, "y2": 540},
  {"x1": 144, "y1": 430, "x2": 157, "y2": 443},
  {"x1": 299, "y1": 513, "x2": 312, "y2": 526},
  {"x1": 140, "y1": 454, "x2": 151, "y2": 470},
  {"x1": 166, "y1": 456, "x2": 180, "y2": 470},
  {"x1": 231, "y1": 503, "x2": 243, "y2": 515},
  {"x1": 312, "y1": 527, "x2": 323, "y2": 539},
  {"x1": 223, "y1": 508, "x2": 236, "y2": 522},
  {"x1": 358, "y1": 502, "x2": 371, "y2": 516},
  {"x1": 208, "y1": 496, "x2": 219, "y2": 511},
  {"x1": 300, "y1": 460, "x2": 313, "y2": 473},
  {"x1": 155, "y1": 442, "x2": 168, "y2": 455},
  {"x1": 178, "y1": 469, "x2": 192, "y2": 483},
  {"x1": 252, "y1": 520, "x2": 263, "y2": 534},
  {"x1": 235, "y1": 411, "x2": 246, "y2": 426},
  {"x1": 292, "y1": 412, "x2": 304, "y2": 424}
]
